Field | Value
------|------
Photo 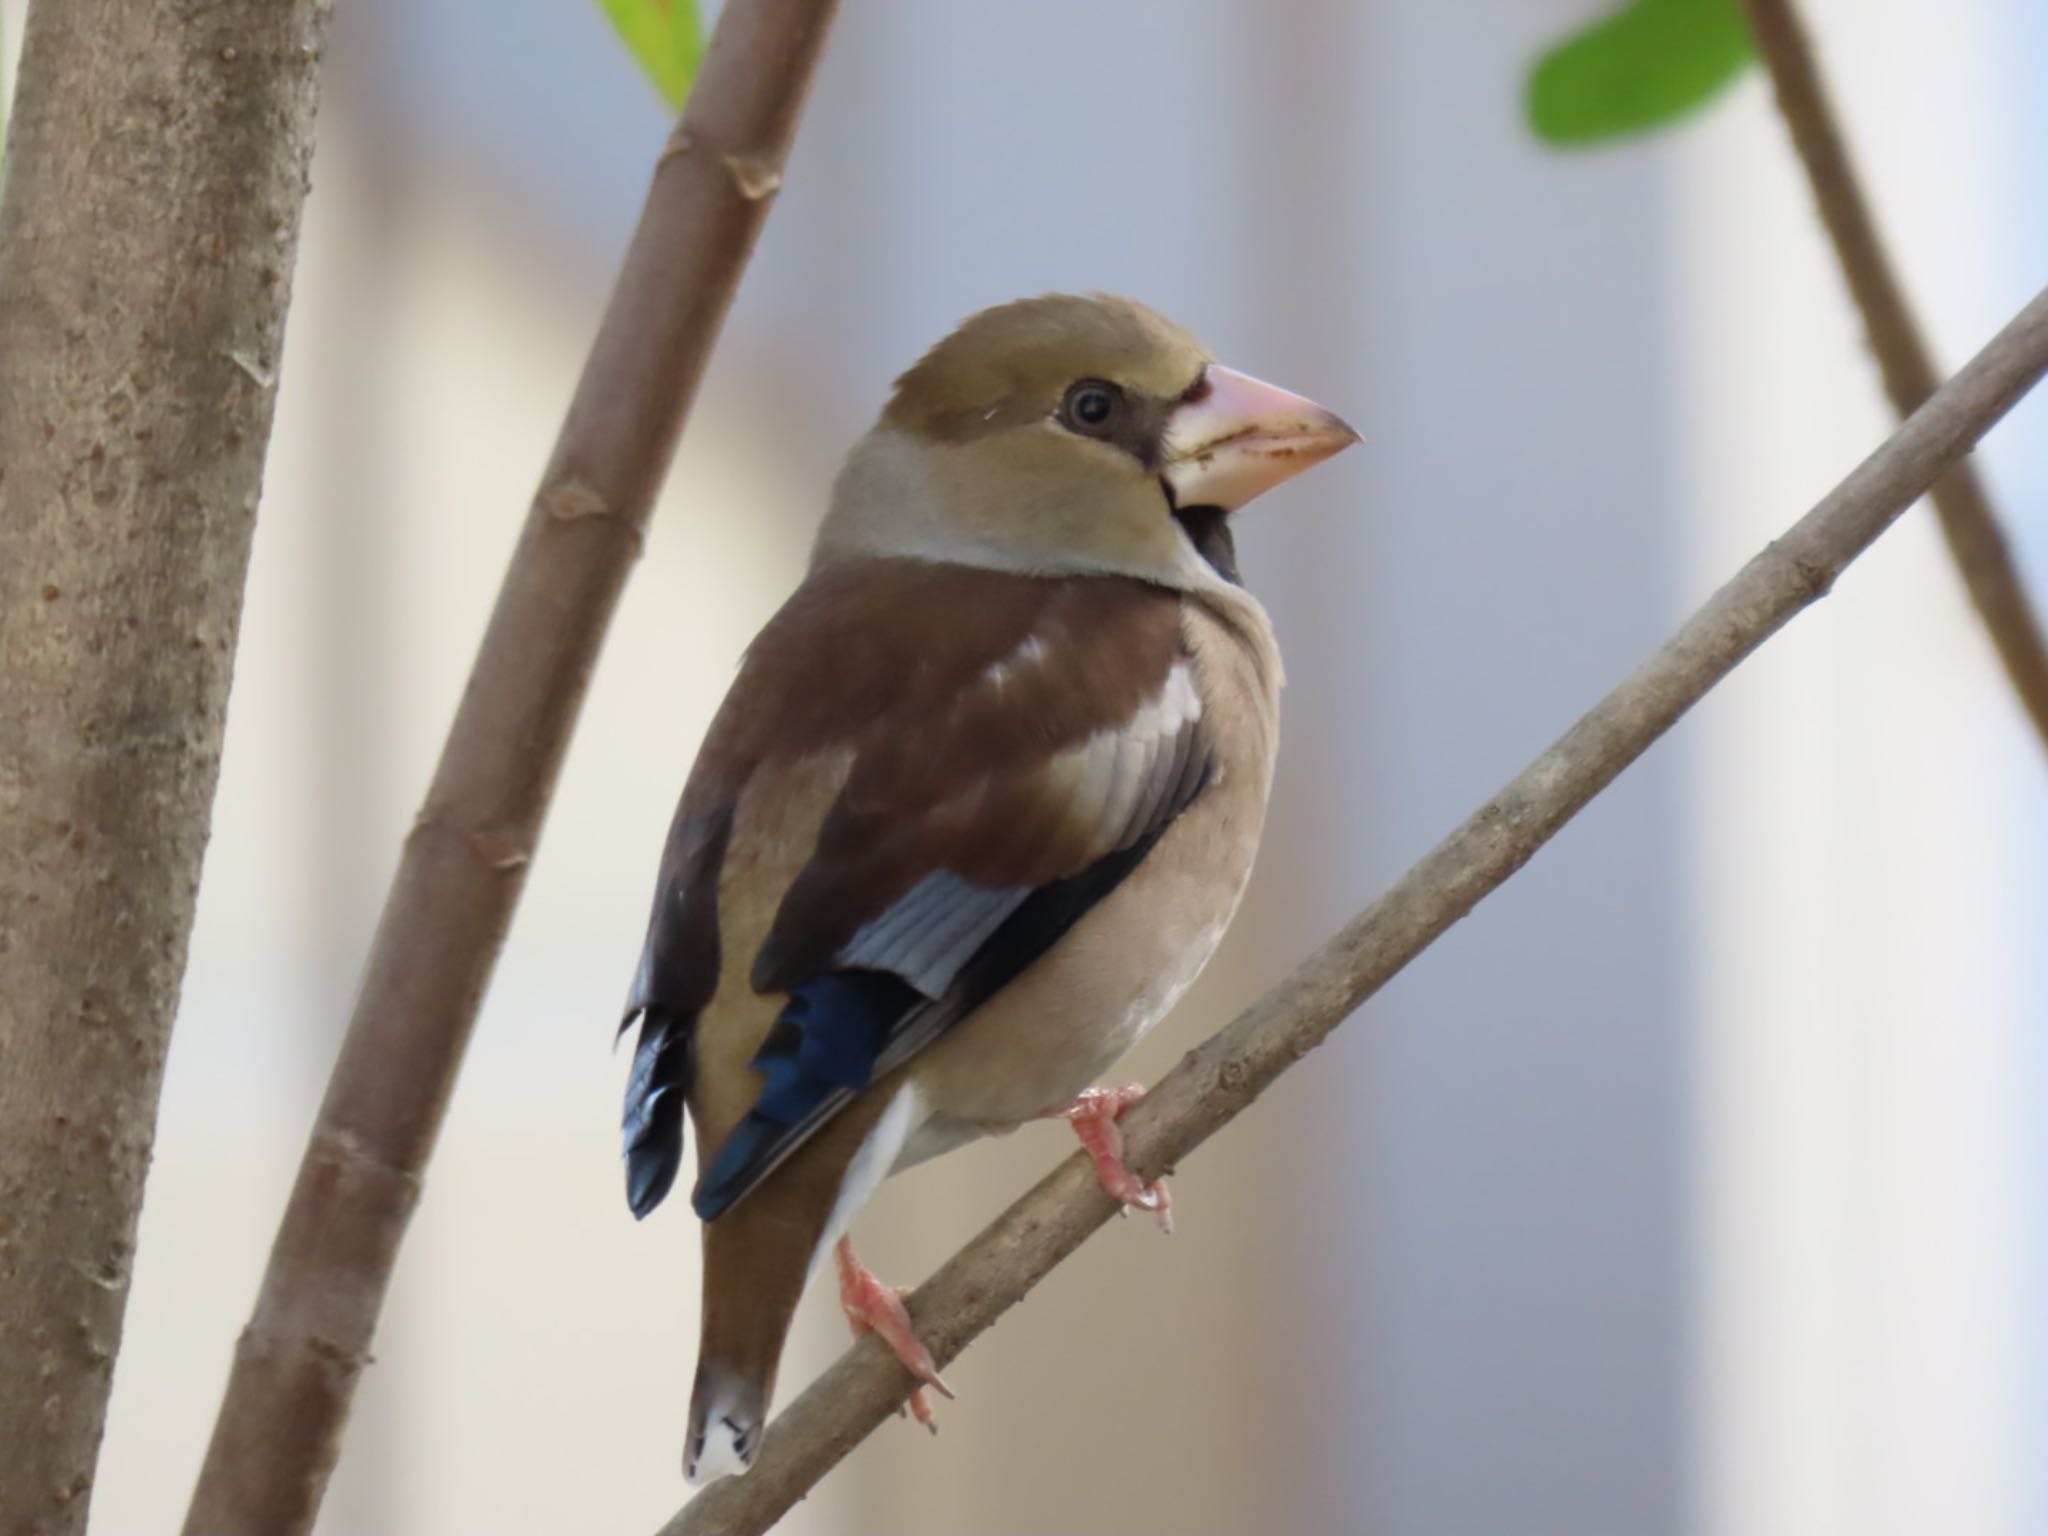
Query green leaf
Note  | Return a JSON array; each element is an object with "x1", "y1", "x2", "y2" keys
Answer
[
  {"x1": 1527, "y1": 0, "x2": 1755, "y2": 147},
  {"x1": 596, "y1": 0, "x2": 704, "y2": 112}
]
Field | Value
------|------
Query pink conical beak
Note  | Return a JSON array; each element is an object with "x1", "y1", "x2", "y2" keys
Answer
[{"x1": 1161, "y1": 364, "x2": 1359, "y2": 512}]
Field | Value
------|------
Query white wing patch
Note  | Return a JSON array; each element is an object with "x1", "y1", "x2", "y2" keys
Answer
[
  {"x1": 978, "y1": 633, "x2": 1051, "y2": 692},
  {"x1": 1076, "y1": 661, "x2": 1203, "y2": 847},
  {"x1": 1127, "y1": 660, "x2": 1202, "y2": 740}
]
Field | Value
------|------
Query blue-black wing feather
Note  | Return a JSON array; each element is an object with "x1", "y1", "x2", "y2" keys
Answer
[{"x1": 620, "y1": 807, "x2": 732, "y2": 1219}]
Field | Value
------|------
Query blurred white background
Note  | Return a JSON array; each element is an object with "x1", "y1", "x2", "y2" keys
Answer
[{"x1": 5, "y1": 0, "x2": 2038, "y2": 1530}]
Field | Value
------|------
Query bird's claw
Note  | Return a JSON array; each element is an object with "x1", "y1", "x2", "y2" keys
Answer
[
  {"x1": 835, "y1": 1236, "x2": 954, "y2": 1430},
  {"x1": 1059, "y1": 1083, "x2": 1174, "y2": 1234}
]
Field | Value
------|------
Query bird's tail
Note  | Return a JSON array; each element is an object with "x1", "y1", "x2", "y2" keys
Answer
[{"x1": 684, "y1": 1199, "x2": 822, "y2": 1484}]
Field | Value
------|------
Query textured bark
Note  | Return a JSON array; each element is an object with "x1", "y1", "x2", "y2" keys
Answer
[
  {"x1": 663, "y1": 284, "x2": 2048, "y2": 1536},
  {"x1": 179, "y1": 3, "x2": 841, "y2": 1532},
  {"x1": 0, "y1": 3, "x2": 329, "y2": 1534},
  {"x1": 1740, "y1": 0, "x2": 2048, "y2": 755}
]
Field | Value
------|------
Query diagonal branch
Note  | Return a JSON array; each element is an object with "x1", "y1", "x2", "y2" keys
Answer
[
  {"x1": 181, "y1": 3, "x2": 840, "y2": 1531},
  {"x1": 1739, "y1": 0, "x2": 2048, "y2": 755},
  {"x1": 662, "y1": 282, "x2": 2048, "y2": 1536}
]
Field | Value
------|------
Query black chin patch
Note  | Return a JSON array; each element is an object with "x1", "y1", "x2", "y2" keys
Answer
[{"x1": 1173, "y1": 504, "x2": 1242, "y2": 586}]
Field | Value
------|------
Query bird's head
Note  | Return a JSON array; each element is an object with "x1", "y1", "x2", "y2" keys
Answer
[{"x1": 815, "y1": 293, "x2": 1357, "y2": 588}]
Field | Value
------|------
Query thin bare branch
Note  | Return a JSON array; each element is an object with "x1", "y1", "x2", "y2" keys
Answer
[
  {"x1": 663, "y1": 283, "x2": 2048, "y2": 1536},
  {"x1": 1739, "y1": 0, "x2": 2048, "y2": 754},
  {"x1": 181, "y1": 4, "x2": 840, "y2": 1531},
  {"x1": 0, "y1": 4, "x2": 328, "y2": 1532}
]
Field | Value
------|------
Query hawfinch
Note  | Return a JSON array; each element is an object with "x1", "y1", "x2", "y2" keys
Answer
[{"x1": 620, "y1": 293, "x2": 1355, "y2": 1482}]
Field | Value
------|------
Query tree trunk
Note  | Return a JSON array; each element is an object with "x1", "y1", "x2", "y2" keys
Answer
[{"x1": 0, "y1": 2, "x2": 329, "y2": 1531}]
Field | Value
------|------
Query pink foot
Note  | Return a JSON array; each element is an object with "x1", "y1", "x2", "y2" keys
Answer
[
  {"x1": 834, "y1": 1235, "x2": 954, "y2": 1432},
  {"x1": 1058, "y1": 1083, "x2": 1173, "y2": 1234}
]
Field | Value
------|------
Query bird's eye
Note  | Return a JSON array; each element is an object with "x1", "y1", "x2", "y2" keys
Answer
[{"x1": 1060, "y1": 380, "x2": 1121, "y2": 435}]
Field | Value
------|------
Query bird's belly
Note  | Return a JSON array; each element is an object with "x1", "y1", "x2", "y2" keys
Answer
[{"x1": 898, "y1": 774, "x2": 1259, "y2": 1152}]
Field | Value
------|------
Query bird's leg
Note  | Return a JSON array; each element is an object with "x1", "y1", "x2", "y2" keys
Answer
[
  {"x1": 834, "y1": 1234, "x2": 954, "y2": 1432},
  {"x1": 1056, "y1": 1083, "x2": 1174, "y2": 1234}
]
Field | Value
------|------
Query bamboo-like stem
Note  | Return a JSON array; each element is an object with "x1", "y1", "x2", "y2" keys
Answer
[
  {"x1": 663, "y1": 282, "x2": 2048, "y2": 1536},
  {"x1": 1739, "y1": 0, "x2": 2048, "y2": 754},
  {"x1": 180, "y1": 4, "x2": 840, "y2": 1531}
]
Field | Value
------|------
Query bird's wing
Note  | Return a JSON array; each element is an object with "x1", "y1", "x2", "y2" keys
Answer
[
  {"x1": 702, "y1": 641, "x2": 1213, "y2": 1220},
  {"x1": 618, "y1": 558, "x2": 1215, "y2": 1221}
]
